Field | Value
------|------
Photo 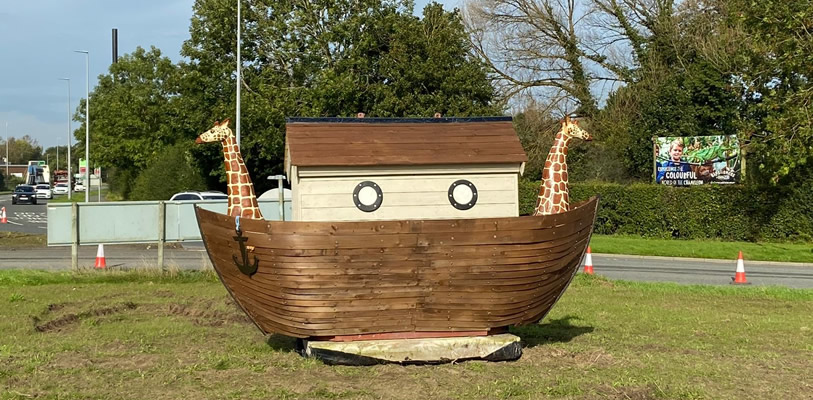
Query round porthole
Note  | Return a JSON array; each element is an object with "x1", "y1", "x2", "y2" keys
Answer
[
  {"x1": 448, "y1": 180, "x2": 478, "y2": 210},
  {"x1": 353, "y1": 181, "x2": 383, "y2": 212}
]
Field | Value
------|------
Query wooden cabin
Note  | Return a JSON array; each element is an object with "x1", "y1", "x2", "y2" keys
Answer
[{"x1": 284, "y1": 117, "x2": 527, "y2": 221}]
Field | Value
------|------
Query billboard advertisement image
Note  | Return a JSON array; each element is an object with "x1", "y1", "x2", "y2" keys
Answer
[{"x1": 654, "y1": 135, "x2": 741, "y2": 186}]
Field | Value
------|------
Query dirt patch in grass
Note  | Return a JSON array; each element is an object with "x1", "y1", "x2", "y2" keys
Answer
[
  {"x1": 166, "y1": 302, "x2": 251, "y2": 327},
  {"x1": 33, "y1": 302, "x2": 138, "y2": 332}
]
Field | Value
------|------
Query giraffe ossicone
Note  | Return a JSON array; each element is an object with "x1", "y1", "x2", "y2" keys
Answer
[
  {"x1": 195, "y1": 119, "x2": 264, "y2": 220},
  {"x1": 533, "y1": 115, "x2": 592, "y2": 216}
]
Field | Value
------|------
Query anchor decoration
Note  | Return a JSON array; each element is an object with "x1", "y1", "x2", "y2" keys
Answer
[{"x1": 232, "y1": 217, "x2": 259, "y2": 276}]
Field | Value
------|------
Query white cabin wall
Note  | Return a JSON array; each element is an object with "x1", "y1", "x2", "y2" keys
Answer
[{"x1": 292, "y1": 165, "x2": 522, "y2": 221}]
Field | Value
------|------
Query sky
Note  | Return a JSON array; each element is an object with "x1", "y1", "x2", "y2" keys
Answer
[{"x1": 0, "y1": 0, "x2": 460, "y2": 150}]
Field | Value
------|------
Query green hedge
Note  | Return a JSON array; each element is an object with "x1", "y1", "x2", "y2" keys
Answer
[{"x1": 518, "y1": 180, "x2": 813, "y2": 241}]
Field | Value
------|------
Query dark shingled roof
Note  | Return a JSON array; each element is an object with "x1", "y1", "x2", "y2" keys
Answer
[{"x1": 285, "y1": 117, "x2": 527, "y2": 171}]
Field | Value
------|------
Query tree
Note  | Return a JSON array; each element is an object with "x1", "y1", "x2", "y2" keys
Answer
[
  {"x1": 179, "y1": 0, "x2": 501, "y2": 193},
  {"x1": 6, "y1": 136, "x2": 42, "y2": 164},
  {"x1": 129, "y1": 143, "x2": 207, "y2": 201},
  {"x1": 81, "y1": 46, "x2": 183, "y2": 177},
  {"x1": 721, "y1": 0, "x2": 813, "y2": 184}
]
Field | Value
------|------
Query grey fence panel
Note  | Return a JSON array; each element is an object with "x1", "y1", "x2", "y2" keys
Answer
[
  {"x1": 47, "y1": 199, "x2": 292, "y2": 246},
  {"x1": 165, "y1": 201, "x2": 228, "y2": 242}
]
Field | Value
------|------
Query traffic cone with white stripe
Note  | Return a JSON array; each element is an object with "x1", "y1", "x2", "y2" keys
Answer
[
  {"x1": 584, "y1": 246, "x2": 594, "y2": 275},
  {"x1": 94, "y1": 244, "x2": 107, "y2": 269},
  {"x1": 0, "y1": 207, "x2": 6, "y2": 224},
  {"x1": 730, "y1": 251, "x2": 750, "y2": 285}
]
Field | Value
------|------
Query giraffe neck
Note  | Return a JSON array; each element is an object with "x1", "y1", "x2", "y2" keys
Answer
[
  {"x1": 534, "y1": 132, "x2": 572, "y2": 216},
  {"x1": 221, "y1": 136, "x2": 263, "y2": 219}
]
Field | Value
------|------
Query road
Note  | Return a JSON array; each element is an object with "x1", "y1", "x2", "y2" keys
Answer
[
  {"x1": 2, "y1": 194, "x2": 811, "y2": 288},
  {"x1": 0, "y1": 241, "x2": 812, "y2": 288},
  {"x1": 0, "y1": 193, "x2": 49, "y2": 234}
]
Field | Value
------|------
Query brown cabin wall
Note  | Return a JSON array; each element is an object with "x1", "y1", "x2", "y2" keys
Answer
[{"x1": 291, "y1": 164, "x2": 523, "y2": 221}]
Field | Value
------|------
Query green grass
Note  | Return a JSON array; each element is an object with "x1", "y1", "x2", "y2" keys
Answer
[
  {"x1": 47, "y1": 189, "x2": 111, "y2": 203},
  {"x1": 590, "y1": 234, "x2": 813, "y2": 263},
  {"x1": 0, "y1": 232, "x2": 47, "y2": 248},
  {"x1": 0, "y1": 271, "x2": 810, "y2": 399}
]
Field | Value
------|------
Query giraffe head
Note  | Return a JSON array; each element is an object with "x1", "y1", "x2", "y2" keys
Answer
[
  {"x1": 195, "y1": 119, "x2": 233, "y2": 144},
  {"x1": 560, "y1": 115, "x2": 592, "y2": 141}
]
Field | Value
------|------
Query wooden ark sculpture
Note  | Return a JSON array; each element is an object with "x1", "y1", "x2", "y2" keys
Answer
[{"x1": 194, "y1": 116, "x2": 598, "y2": 365}]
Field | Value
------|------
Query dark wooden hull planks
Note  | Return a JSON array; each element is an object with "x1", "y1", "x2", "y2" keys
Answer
[{"x1": 195, "y1": 197, "x2": 599, "y2": 338}]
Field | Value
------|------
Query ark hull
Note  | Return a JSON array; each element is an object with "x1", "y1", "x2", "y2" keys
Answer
[{"x1": 195, "y1": 197, "x2": 598, "y2": 339}]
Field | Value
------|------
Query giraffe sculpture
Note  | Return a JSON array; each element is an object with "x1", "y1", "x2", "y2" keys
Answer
[
  {"x1": 534, "y1": 115, "x2": 592, "y2": 216},
  {"x1": 195, "y1": 119, "x2": 264, "y2": 220}
]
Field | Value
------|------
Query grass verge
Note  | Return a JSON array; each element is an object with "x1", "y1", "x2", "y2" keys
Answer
[
  {"x1": 0, "y1": 232, "x2": 47, "y2": 248},
  {"x1": 0, "y1": 271, "x2": 811, "y2": 399},
  {"x1": 590, "y1": 234, "x2": 813, "y2": 263}
]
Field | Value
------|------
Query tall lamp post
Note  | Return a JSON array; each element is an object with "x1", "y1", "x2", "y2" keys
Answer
[
  {"x1": 236, "y1": 0, "x2": 241, "y2": 149},
  {"x1": 59, "y1": 78, "x2": 73, "y2": 200},
  {"x1": 74, "y1": 50, "x2": 89, "y2": 203},
  {"x1": 4, "y1": 121, "x2": 8, "y2": 177}
]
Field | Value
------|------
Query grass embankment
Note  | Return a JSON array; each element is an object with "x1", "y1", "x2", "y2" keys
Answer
[
  {"x1": 590, "y1": 234, "x2": 813, "y2": 263},
  {"x1": 1, "y1": 270, "x2": 811, "y2": 399},
  {"x1": 46, "y1": 189, "x2": 113, "y2": 203},
  {"x1": 0, "y1": 232, "x2": 47, "y2": 248}
]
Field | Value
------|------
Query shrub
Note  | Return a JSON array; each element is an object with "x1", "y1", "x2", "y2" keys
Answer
[
  {"x1": 129, "y1": 144, "x2": 207, "y2": 200},
  {"x1": 519, "y1": 179, "x2": 813, "y2": 241}
]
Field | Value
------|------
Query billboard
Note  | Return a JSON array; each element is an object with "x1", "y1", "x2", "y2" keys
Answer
[{"x1": 654, "y1": 135, "x2": 741, "y2": 186}]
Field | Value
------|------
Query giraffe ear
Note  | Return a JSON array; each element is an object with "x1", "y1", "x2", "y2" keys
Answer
[
  {"x1": 213, "y1": 120, "x2": 220, "y2": 126},
  {"x1": 222, "y1": 118, "x2": 231, "y2": 127}
]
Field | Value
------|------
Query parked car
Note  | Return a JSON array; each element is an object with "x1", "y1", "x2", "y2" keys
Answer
[
  {"x1": 53, "y1": 182, "x2": 70, "y2": 195},
  {"x1": 169, "y1": 191, "x2": 228, "y2": 201},
  {"x1": 74, "y1": 182, "x2": 86, "y2": 192},
  {"x1": 35, "y1": 184, "x2": 53, "y2": 199},
  {"x1": 12, "y1": 185, "x2": 37, "y2": 205}
]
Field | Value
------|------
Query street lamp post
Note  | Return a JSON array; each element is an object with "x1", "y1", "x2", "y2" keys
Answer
[
  {"x1": 59, "y1": 78, "x2": 72, "y2": 200},
  {"x1": 74, "y1": 50, "x2": 89, "y2": 203},
  {"x1": 56, "y1": 138, "x2": 59, "y2": 172},
  {"x1": 4, "y1": 121, "x2": 8, "y2": 177},
  {"x1": 236, "y1": 0, "x2": 241, "y2": 149}
]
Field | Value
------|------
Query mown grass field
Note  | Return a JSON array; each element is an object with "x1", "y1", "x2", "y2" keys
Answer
[{"x1": 1, "y1": 270, "x2": 811, "y2": 399}]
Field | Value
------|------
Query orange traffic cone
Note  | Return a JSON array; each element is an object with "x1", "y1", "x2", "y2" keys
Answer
[
  {"x1": 0, "y1": 207, "x2": 6, "y2": 224},
  {"x1": 731, "y1": 251, "x2": 750, "y2": 285},
  {"x1": 584, "y1": 246, "x2": 594, "y2": 275},
  {"x1": 94, "y1": 244, "x2": 107, "y2": 269}
]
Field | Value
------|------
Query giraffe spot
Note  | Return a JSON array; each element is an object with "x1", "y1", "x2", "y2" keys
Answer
[
  {"x1": 545, "y1": 180, "x2": 554, "y2": 188},
  {"x1": 563, "y1": 147, "x2": 568, "y2": 155},
  {"x1": 553, "y1": 194, "x2": 561, "y2": 204},
  {"x1": 563, "y1": 193, "x2": 569, "y2": 203},
  {"x1": 242, "y1": 198, "x2": 253, "y2": 207},
  {"x1": 241, "y1": 186, "x2": 250, "y2": 196},
  {"x1": 562, "y1": 171, "x2": 568, "y2": 182},
  {"x1": 240, "y1": 165, "x2": 248, "y2": 173},
  {"x1": 240, "y1": 175, "x2": 248, "y2": 183},
  {"x1": 230, "y1": 161, "x2": 239, "y2": 171},
  {"x1": 553, "y1": 163, "x2": 561, "y2": 172},
  {"x1": 558, "y1": 182, "x2": 567, "y2": 192},
  {"x1": 552, "y1": 172, "x2": 561, "y2": 182},
  {"x1": 544, "y1": 161, "x2": 552, "y2": 169},
  {"x1": 232, "y1": 206, "x2": 242, "y2": 216},
  {"x1": 558, "y1": 154, "x2": 565, "y2": 163}
]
